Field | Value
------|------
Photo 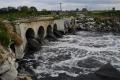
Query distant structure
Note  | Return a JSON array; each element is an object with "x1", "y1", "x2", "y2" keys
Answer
[
  {"x1": 112, "y1": 7, "x2": 115, "y2": 11},
  {"x1": 59, "y1": 2, "x2": 62, "y2": 11},
  {"x1": 82, "y1": 8, "x2": 88, "y2": 12}
]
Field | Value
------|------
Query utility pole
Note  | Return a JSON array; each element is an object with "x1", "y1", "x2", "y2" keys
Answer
[
  {"x1": 58, "y1": 2, "x2": 63, "y2": 18},
  {"x1": 59, "y1": 2, "x2": 62, "y2": 12}
]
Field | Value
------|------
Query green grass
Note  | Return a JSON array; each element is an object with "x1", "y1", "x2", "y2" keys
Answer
[
  {"x1": 0, "y1": 11, "x2": 40, "y2": 21},
  {"x1": 0, "y1": 22, "x2": 11, "y2": 47},
  {"x1": 86, "y1": 10, "x2": 120, "y2": 17},
  {"x1": 0, "y1": 11, "x2": 78, "y2": 21}
]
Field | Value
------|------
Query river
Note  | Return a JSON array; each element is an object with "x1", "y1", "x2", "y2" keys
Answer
[{"x1": 22, "y1": 31, "x2": 120, "y2": 79}]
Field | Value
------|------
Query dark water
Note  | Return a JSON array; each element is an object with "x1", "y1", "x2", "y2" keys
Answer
[{"x1": 25, "y1": 31, "x2": 120, "y2": 79}]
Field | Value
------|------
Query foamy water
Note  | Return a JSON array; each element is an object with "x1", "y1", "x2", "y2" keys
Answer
[{"x1": 32, "y1": 31, "x2": 120, "y2": 78}]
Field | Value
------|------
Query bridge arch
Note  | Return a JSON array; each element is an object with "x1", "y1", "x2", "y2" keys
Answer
[
  {"x1": 53, "y1": 23, "x2": 57, "y2": 31},
  {"x1": 25, "y1": 28, "x2": 35, "y2": 40},
  {"x1": 53, "y1": 23, "x2": 63, "y2": 38},
  {"x1": 46, "y1": 25, "x2": 52, "y2": 36},
  {"x1": 38, "y1": 26, "x2": 45, "y2": 38}
]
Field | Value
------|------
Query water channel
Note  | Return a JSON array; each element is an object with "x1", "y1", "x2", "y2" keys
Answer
[{"x1": 22, "y1": 31, "x2": 120, "y2": 79}]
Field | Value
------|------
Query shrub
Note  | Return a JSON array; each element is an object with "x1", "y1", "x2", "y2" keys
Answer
[{"x1": 0, "y1": 22, "x2": 11, "y2": 47}]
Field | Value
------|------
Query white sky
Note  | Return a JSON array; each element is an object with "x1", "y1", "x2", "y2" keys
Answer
[{"x1": 0, "y1": 0, "x2": 120, "y2": 10}]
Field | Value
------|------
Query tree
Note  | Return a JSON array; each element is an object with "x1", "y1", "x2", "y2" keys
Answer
[
  {"x1": 41, "y1": 9, "x2": 47, "y2": 11},
  {"x1": 0, "y1": 8, "x2": 8, "y2": 13},
  {"x1": 20, "y1": 6, "x2": 29, "y2": 12},
  {"x1": 82, "y1": 8, "x2": 88, "y2": 12},
  {"x1": 40, "y1": 9, "x2": 52, "y2": 15},
  {"x1": 112, "y1": 7, "x2": 115, "y2": 11},
  {"x1": 7, "y1": 7, "x2": 18, "y2": 12},
  {"x1": 76, "y1": 8, "x2": 79, "y2": 12},
  {"x1": 30, "y1": 6, "x2": 37, "y2": 12}
]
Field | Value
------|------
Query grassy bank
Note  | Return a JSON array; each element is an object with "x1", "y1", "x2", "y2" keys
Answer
[
  {"x1": 86, "y1": 10, "x2": 120, "y2": 18},
  {"x1": 0, "y1": 22, "x2": 11, "y2": 47}
]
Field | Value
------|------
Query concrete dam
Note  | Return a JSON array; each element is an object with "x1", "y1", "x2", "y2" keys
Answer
[{"x1": 10, "y1": 17, "x2": 72, "y2": 59}]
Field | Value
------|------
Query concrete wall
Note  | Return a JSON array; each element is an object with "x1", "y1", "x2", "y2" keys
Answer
[
  {"x1": 54, "y1": 18, "x2": 71, "y2": 31},
  {"x1": 14, "y1": 18, "x2": 67, "y2": 59}
]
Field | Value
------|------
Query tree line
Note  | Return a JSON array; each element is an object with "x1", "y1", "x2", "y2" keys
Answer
[
  {"x1": 0, "y1": 6, "x2": 37, "y2": 13},
  {"x1": 0, "y1": 6, "x2": 54, "y2": 21}
]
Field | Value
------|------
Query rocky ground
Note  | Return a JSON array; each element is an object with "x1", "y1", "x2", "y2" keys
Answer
[
  {"x1": 76, "y1": 16, "x2": 120, "y2": 32},
  {"x1": 0, "y1": 45, "x2": 18, "y2": 80}
]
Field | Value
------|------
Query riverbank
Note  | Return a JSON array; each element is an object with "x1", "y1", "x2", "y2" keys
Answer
[{"x1": 75, "y1": 14, "x2": 120, "y2": 32}]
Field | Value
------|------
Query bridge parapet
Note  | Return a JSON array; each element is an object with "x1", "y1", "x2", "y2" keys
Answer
[{"x1": 15, "y1": 17, "x2": 54, "y2": 23}]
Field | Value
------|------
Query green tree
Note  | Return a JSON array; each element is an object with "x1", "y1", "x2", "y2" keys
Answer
[
  {"x1": 30, "y1": 6, "x2": 37, "y2": 12},
  {"x1": 82, "y1": 8, "x2": 88, "y2": 12},
  {"x1": 20, "y1": 6, "x2": 29, "y2": 12},
  {"x1": 8, "y1": 7, "x2": 17, "y2": 12},
  {"x1": 76, "y1": 8, "x2": 79, "y2": 12},
  {"x1": 112, "y1": 7, "x2": 115, "y2": 11}
]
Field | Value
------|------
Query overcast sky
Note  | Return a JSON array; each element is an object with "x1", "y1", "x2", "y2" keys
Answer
[{"x1": 0, "y1": 0, "x2": 120, "y2": 10}]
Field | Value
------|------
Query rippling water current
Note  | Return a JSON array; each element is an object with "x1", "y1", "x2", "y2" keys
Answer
[{"x1": 28, "y1": 31, "x2": 120, "y2": 79}]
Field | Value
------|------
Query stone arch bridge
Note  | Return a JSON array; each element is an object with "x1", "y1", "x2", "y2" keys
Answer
[{"x1": 12, "y1": 17, "x2": 72, "y2": 59}]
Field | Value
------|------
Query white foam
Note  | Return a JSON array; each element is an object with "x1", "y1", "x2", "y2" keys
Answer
[{"x1": 33, "y1": 31, "x2": 120, "y2": 78}]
